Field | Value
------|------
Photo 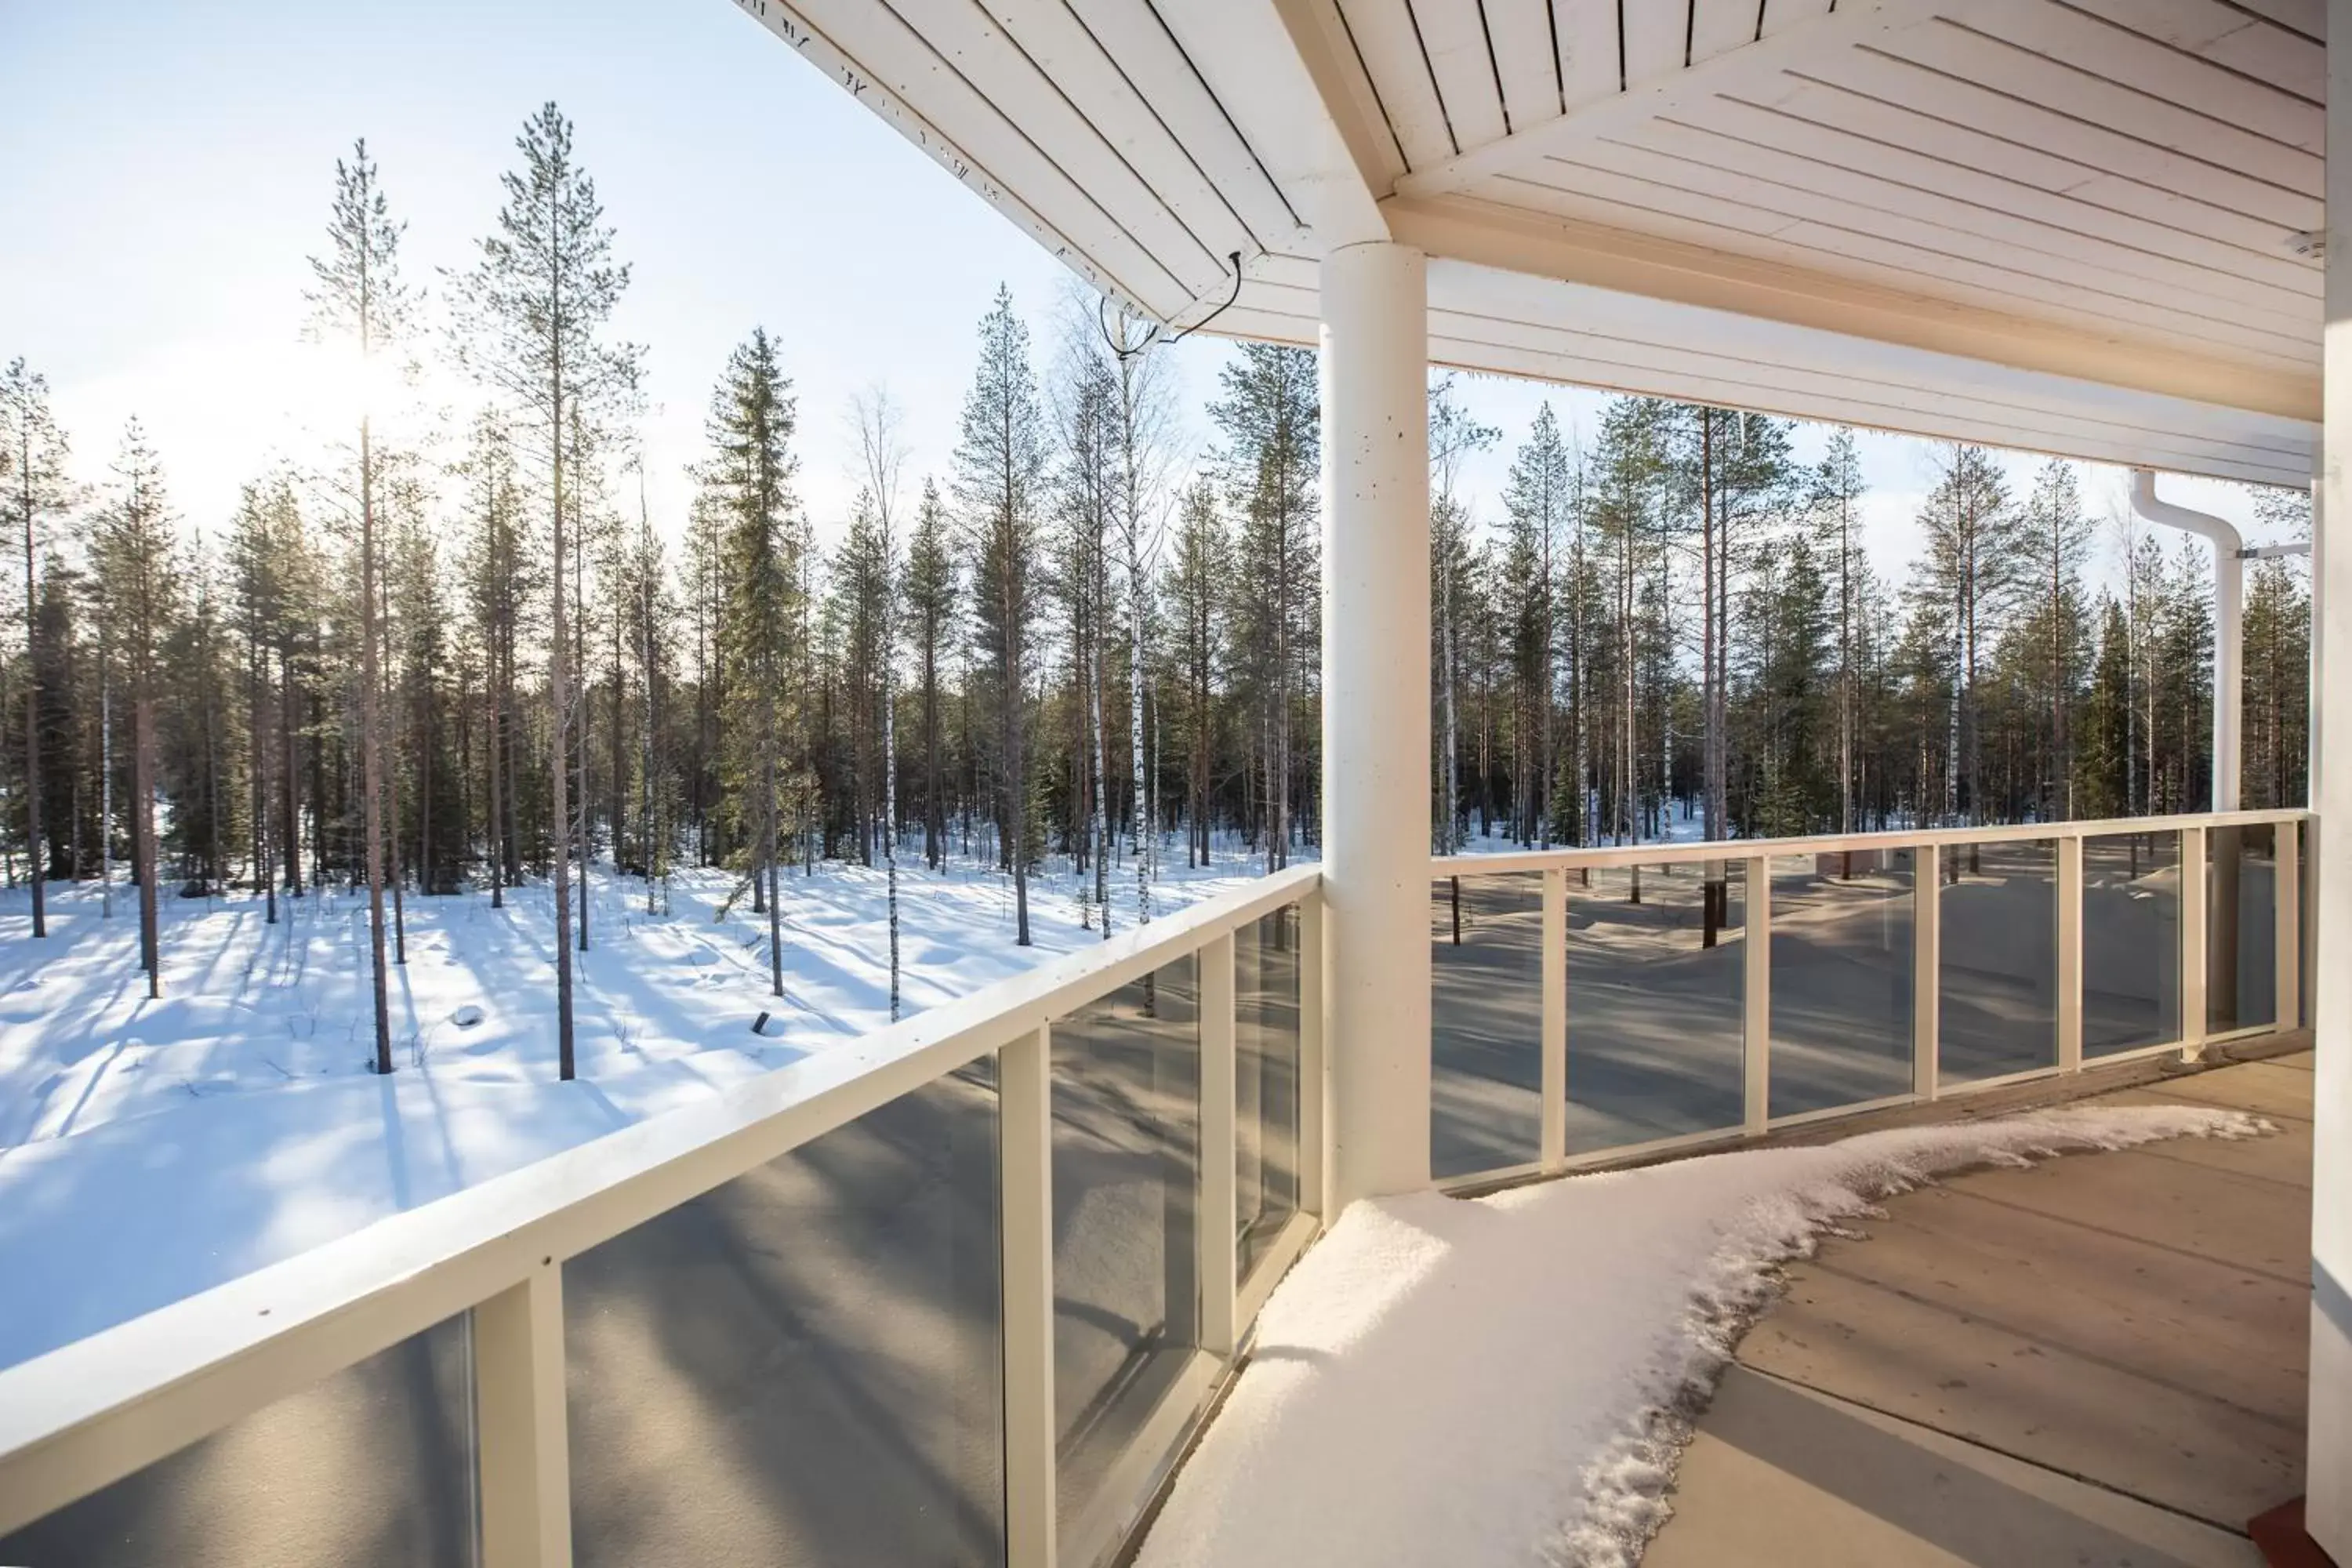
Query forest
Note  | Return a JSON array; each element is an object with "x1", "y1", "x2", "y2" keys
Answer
[{"x1": 0, "y1": 104, "x2": 2313, "y2": 1077}]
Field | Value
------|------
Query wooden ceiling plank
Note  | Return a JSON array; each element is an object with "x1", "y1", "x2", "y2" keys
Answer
[
  {"x1": 1876, "y1": 18, "x2": 2321, "y2": 191},
  {"x1": 1622, "y1": 0, "x2": 1694, "y2": 85},
  {"x1": 976, "y1": 0, "x2": 1260, "y2": 261},
  {"x1": 1483, "y1": 0, "x2": 1567, "y2": 131},
  {"x1": 1663, "y1": 96, "x2": 2324, "y2": 296},
  {"x1": 1553, "y1": 138, "x2": 2318, "y2": 343},
  {"x1": 1793, "y1": 47, "x2": 2324, "y2": 229},
  {"x1": 760, "y1": 0, "x2": 1192, "y2": 310},
  {"x1": 1333, "y1": 0, "x2": 1461, "y2": 165},
  {"x1": 1555, "y1": 0, "x2": 1624, "y2": 110},
  {"x1": 1966, "y1": 0, "x2": 2320, "y2": 150},
  {"x1": 1690, "y1": 0, "x2": 1761, "y2": 62},
  {"x1": 1065, "y1": 0, "x2": 1307, "y2": 246},
  {"x1": 887, "y1": 0, "x2": 1230, "y2": 292},
  {"x1": 1759, "y1": 0, "x2": 1835, "y2": 38},
  {"x1": 2220, "y1": 0, "x2": 2324, "y2": 42},
  {"x1": 1486, "y1": 172, "x2": 2314, "y2": 365},
  {"x1": 1751, "y1": 74, "x2": 2319, "y2": 251},
  {"x1": 2201, "y1": 19, "x2": 2328, "y2": 101},
  {"x1": 1410, "y1": 0, "x2": 1512, "y2": 147}
]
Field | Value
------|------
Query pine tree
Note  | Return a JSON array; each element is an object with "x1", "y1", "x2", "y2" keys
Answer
[
  {"x1": 2, "y1": 360, "x2": 71, "y2": 936},
  {"x1": 89, "y1": 422, "x2": 180, "y2": 996},
  {"x1": 451, "y1": 102, "x2": 642, "y2": 1080},
  {"x1": 306, "y1": 137, "x2": 415, "y2": 1073},
  {"x1": 903, "y1": 477, "x2": 958, "y2": 873},
  {"x1": 1210, "y1": 343, "x2": 1318, "y2": 873},
  {"x1": 953, "y1": 285, "x2": 1047, "y2": 945}
]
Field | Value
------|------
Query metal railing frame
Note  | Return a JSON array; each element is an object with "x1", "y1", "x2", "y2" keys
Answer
[
  {"x1": 1432, "y1": 808, "x2": 2307, "y2": 1189},
  {"x1": 0, "y1": 863, "x2": 1326, "y2": 1568},
  {"x1": 0, "y1": 808, "x2": 2308, "y2": 1564}
]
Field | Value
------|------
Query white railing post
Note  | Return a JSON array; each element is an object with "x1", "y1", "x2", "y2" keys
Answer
[
  {"x1": 1298, "y1": 892, "x2": 1327, "y2": 1221},
  {"x1": 476, "y1": 1265, "x2": 572, "y2": 1568},
  {"x1": 2058, "y1": 834, "x2": 2084, "y2": 1074},
  {"x1": 1200, "y1": 934, "x2": 1240, "y2": 1359},
  {"x1": 2277, "y1": 820, "x2": 2301, "y2": 1035},
  {"x1": 1000, "y1": 1026, "x2": 1058, "y2": 1568},
  {"x1": 2182, "y1": 824, "x2": 2210, "y2": 1062},
  {"x1": 1744, "y1": 857, "x2": 1771, "y2": 1132},
  {"x1": 1914, "y1": 845, "x2": 1941, "y2": 1102},
  {"x1": 1541, "y1": 867, "x2": 1567, "y2": 1169}
]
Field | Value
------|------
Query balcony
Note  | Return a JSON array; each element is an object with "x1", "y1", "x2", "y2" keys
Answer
[{"x1": 0, "y1": 811, "x2": 2314, "y2": 1568}]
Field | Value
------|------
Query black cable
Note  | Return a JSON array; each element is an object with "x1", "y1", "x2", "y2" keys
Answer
[{"x1": 1098, "y1": 250, "x2": 1244, "y2": 361}]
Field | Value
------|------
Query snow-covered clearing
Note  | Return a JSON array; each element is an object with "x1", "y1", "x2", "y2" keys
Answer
[
  {"x1": 0, "y1": 847, "x2": 1276, "y2": 1369},
  {"x1": 1135, "y1": 1104, "x2": 2270, "y2": 1568}
]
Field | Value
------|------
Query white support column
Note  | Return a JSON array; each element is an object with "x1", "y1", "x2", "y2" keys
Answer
[
  {"x1": 476, "y1": 1265, "x2": 572, "y2": 1568},
  {"x1": 1744, "y1": 857, "x2": 1771, "y2": 1131},
  {"x1": 2310, "y1": 14, "x2": 2352, "y2": 1548},
  {"x1": 1319, "y1": 241, "x2": 1431, "y2": 1208},
  {"x1": 1540, "y1": 867, "x2": 1567, "y2": 1169},
  {"x1": 2183, "y1": 825, "x2": 2209, "y2": 1063},
  {"x1": 1000, "y1": 1026, "x2": 1058, "y2": 1568},
  {"x1": 1199, "y1": 934, "x2": 1239, "y2": 1358},
  {"x1": 2058, "y1": 836, "x2": 2084, "y2": 1074},
  {"x1": 1914, "y1": 847, "x2": 1940, "y2": 1102}
]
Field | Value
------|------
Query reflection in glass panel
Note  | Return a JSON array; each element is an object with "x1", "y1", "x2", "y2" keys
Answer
[
  {"x1": 1566, "y1": 862, "x2": 1745, "y2": 1152},
  {"x1": 2209, "y1": 822, "x2": 2278, "y2": 1034},
  {"x1": 1236, "y1": 906, "x2": 1301, "y2": 1282},
  {"x1": 1431, "y1": 874, "x2": 1544, "y2": 1179},
  {"x1": 1051, "y1": 956, "x2": 1200, "y2": 1542},
  {"x1": 0, "y1": 1316, "x2": 477, "y2": 1568},
  {"x1": 565, "y1": 1070, "x2": 1004, "y2": 1568},
  {"x1": 1938, "y1": 840, "x2": 2057, "y2": 1083},
  {"x1": 1768, "y1": 850, "x2": 1913, "y2": 1118},
  {"x1": 2084, "y1": 831, "x2": 2180, "y2": 1055}
]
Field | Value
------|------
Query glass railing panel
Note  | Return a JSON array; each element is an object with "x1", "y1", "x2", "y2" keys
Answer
[
  {"x1": 2083, "y1": 830, "x2": 2180, "y2": 1055},
  {"x1": 564, "y1": 1069, "x2": 1005, "y2": 1568},
  {"x1": 2208, "y1": 822, "x2": 2278, "y2": 1034},
  {"x1": 1566, "y1": 861, "x2": 1745, "y2": 1152},
  {"x1": 1430, "y1": 873, "x2": 1545, "y2": 1180},
  {"x1": 1767, "y1": 849, "x2": 1914, "y2": 1118},
  {"x1": 1236, "y1": 905, "x2": 1301, "y2": 1283},
  {"x1": 1937, "y1": 840, "x2": 2058, "y2": 1083},
  {"x1": 1051, "y1": 955, "x2": 1200, "y2": 1544},
  {"x1": 0, "y1": 1314, "x2": 477, "y2": 1567}
]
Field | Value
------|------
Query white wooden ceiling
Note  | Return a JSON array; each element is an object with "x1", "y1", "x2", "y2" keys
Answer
[{"x1": 729, "y1": 0, "x2": 2324, "y2": 484}]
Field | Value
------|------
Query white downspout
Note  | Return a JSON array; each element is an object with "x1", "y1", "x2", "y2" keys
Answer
[{"x1": 2131, "y1": 470, "x2": 2243, "y2": 811}]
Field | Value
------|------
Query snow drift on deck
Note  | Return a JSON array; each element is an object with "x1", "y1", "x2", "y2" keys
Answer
[{"x1": 1135, "y1": 1104, "x2": 2269, "y2": 1568}]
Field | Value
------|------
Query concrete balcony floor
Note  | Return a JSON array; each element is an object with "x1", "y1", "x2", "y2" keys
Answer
[{"x1": 1646, "y1": 1044, "x2": 2315, "y2": 1568}]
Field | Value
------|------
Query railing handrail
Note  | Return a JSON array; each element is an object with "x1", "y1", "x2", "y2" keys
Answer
[
  {"x1": 0, "y1": 860, "x2": 1324, "y2": 1538},
  {"x1": 1431, "y1": 808, "x2": 2310, "y2": 876}
]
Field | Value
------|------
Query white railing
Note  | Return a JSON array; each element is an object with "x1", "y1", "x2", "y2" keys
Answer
[
  {"x1": 0, "y1": 808, "x2": 2307, "y2": 1566},
  {"x1": 0, "y1": 863, "x2": 1325, "y2": 1568},
  {"x1": 1429, "y1": 808, "x2": 2307, "y2": 1187}
]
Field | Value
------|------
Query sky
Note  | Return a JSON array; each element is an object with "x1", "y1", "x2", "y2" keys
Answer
[{"x1": 1, "y1": 0, "x2": 2307, "y2": 597}]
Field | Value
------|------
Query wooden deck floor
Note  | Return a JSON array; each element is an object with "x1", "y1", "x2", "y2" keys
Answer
[{"x1": 1646, "y1": 1047, "x2": 2315, "y2": 1568}]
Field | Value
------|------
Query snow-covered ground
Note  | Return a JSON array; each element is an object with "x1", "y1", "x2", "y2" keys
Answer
[
  {"x1": 1134, "y1": 1103, "x2": 2269, "y2": 1568},
  {"x1": 0, "y1": 844, "x2": 1280, "y2": 1369}
]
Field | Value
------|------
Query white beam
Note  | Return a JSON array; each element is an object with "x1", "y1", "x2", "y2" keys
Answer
[
  {"x1": 1320, "y1": 241, "x2": 1431, "y2": 1206},
  {"x1": 1390, "y1": 0, "x2": 1951, "y2": 201}
]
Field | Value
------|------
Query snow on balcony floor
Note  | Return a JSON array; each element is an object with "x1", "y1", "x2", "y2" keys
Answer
[{"x1": 1136, "y1": 1104, "x2": 2270, "y2": 1568}]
